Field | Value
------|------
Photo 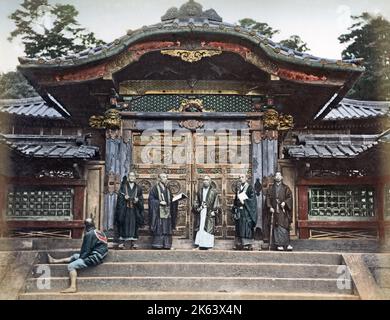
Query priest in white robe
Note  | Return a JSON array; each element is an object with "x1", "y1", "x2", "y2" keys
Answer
[{"x1": 193, "y1": 176, "x2": 220, "y2": 250}]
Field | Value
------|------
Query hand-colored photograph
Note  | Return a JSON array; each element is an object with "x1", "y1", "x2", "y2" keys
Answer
[{"x1": 0, "y1": 0, "x2": 389, "y2": 303}]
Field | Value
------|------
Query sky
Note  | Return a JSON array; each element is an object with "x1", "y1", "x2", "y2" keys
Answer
[{"x1": 0, "y1": 0, "x2": 389, "y2": 73}]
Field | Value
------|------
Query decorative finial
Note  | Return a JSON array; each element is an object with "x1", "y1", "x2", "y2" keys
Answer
[{"x1": 161, "y1": 0, "x2": 222, "y2": 22}]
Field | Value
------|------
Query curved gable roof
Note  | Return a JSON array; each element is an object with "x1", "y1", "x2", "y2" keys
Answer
[{"x1": 17, "y1": 1, "x2": 364, "y2": 74}]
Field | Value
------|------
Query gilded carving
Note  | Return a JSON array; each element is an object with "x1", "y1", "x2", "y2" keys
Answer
[
  {"x1": 278, "y1": 114, "x2": 294, "y2": 130},
  {"x1": 263, "y1": 109, "x2": 280, "y2": 130},
  {"x1": 263, "y1": 109, "x2": 294, "y2": 131},
  {"x1": 89, "y1": 109, "x2": 122, "y2": 130},
  {"x1": 160, "y1": 49, "x2": 222, "y2": 63},
  {"x1": 104, "y1": 109, "x2": 121, "y2": 129},
  {"x1": 170, "y1": 99, "x2": 213, "y2": 113},
  {"x1": 89, "y1": 115, "x2": 105, "y2": 129}
]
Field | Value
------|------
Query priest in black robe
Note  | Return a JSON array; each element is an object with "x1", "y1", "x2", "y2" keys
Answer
[
  {"x1": 114, "y1": 172, "x2": 144, "y2": 249},
  {"x1": 232, "y1": 174, "x2": 258, "y2": 250},
  {"x1": 148, "y1": 173, "x2": 178, "y2": 249},
  {"x1": 193, "y1": 175, "x2": 221, "y2": 250},
  {"x1": 265, "y1": 171, "x2": 293, "y2": 251}
]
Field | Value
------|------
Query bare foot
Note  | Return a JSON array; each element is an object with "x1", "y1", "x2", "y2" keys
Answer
[
  {"x1": 61, "y1": 287, "x2": 77, "y2": 294},
  {"x1": 47, "y1": 254, "x2": 55, "y2": 264}
]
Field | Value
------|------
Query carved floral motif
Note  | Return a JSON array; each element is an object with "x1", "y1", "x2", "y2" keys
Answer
[
  {"x1": 160, "y1": 49, "x2": 222, "y2": 63},
  {"x1": 263, "y1": 109, "x2": 294, "y2": 131},
  {"x1": 179, "y1": 120, "x2": 204, "y2": 130},
  {"x1": 167, "y1": 180, "x2": 182, "y2": 194},
  {"x1": 89, "y1": 109, "x2": 121, "y2": 130}
]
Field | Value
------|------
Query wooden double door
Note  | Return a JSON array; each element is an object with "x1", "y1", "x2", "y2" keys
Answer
[{"x1": 131, "y1": 130, "x2": 252, "y2": 239}]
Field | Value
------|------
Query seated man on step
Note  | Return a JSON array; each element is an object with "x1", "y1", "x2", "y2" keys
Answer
[{"x1": 47, "y1": 218, "x2": 109, "y2": 293}]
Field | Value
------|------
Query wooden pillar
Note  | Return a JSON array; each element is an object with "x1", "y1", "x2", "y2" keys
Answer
[
  {"x1": 104, "y1": 129, "x2": 121, "y2": 233},
  {"x1": 85, "y1": 161, "x2": 105, "y2": 230},
  {"x1": 72, "y1": 185, "x2": 85, "y2": 238},
  {"x1": 251, "y1": 130, "x2": 278, "y2": 233},
  {"x1": 298, "y1": 185, "x2": 309, "y2": 239},
  {"x1": 252, "y1": 131, "x2": 263, "y2": 230},
  {"x1": 278, "y1": 160, "x2": 298, "y2": 236},
  {"x1": 103, "y1": 125, "x2": 132, "y2": 232},
  {"x1": 376, "y1": 182, "x2": 385, "y2": 242},
  {"x1": 0, "y1": 175, "x2": 7, "y2": 237}
]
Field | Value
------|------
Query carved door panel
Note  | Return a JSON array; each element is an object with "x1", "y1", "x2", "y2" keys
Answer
[
  {"x1": 192, "y1": 131, "x2": 252, "y2": 239},
  {"x1": 131, "y1": 130, "x2": 251, "y2": 240},
  {"x1": 131, "y1": 132, "x2": 192, "y2": 238}
]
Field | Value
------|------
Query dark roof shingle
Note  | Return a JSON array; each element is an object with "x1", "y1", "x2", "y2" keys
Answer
[
  {"x1": 285, "y1": 134, "x2": 380, "y2": 159},
  {"x1": 323, "y1": 98, "x2": 390, "y2": 121},
  {"x1": 0, "y1": 96, "x2": 65, "y2": 120},
  {"x1": 0, "y1": 134, "x2": 99, "y2": 159}
]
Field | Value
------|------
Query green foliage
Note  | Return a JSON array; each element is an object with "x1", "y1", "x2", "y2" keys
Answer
[
  {"x1": 238, "y1": 18, "x2": 309, "y2": 52},
  {"x1": 238, "y1": 18, "x2": 280, "y2": 38},
  {"x1": 279, "y1": 35, "x2": 309, "y2": 52},
  {"x1": 8, "y1": 0, "x2": 105, "y2": 59},
  {"x1": 0, "y1": 71, "x2": 38, "y2": 99},
  {"x1": 339, "y1": 12, "x2": 390, "y2": 101}
]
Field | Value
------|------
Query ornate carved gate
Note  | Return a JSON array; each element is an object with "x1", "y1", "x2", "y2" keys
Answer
[{"x1": 131, "y1": 130, "x2": 252, "y2": 240}]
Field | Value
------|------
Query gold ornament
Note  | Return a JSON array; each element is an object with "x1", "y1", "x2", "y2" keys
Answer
[
  {"x1": 263, "y1": 109, "x2": 294, "y2": 131},
  {"x1": 278, "y1": 114, "x2": 294, "y2": 130},
  {"x1": 263, "y1": 109, "x2": 280, "y2": 130},
  {"x1": 169, "y1": 99, "x2": 213, "y2": 112},
  {"x1": 89, "y1": 109, "x2": 122, "y2": 129},
  {"x1": 89, "y1": 115, "x2": 105, "y2": 129},
  {"x1": 160, "y1": 49, "x2": 222, "y2": 63}
]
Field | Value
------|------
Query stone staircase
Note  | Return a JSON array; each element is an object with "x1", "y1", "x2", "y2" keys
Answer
[{"x1": 19, "y1": 249, "x2": 359, "y2": 300}]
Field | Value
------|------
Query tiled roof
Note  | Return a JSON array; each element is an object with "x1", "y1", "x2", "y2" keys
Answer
[
  {"x1": 285, "y1": 134, "x2": 380, "y2": 159},
  {"x1": 323, "y1": 98, "x2": 390, "y2": 121},
  {"x1": 378, "y1": 129, "x2": 390, "y2": 143},
  {"x1": 0, "y1": 96, "x2": 66, "y2": 120},
  {"x1": 17, "y1": 1, "x2": 364, "y2": 73},
  {"x1": 0, "y1": 134, "x2": 99, "y2": 159}
]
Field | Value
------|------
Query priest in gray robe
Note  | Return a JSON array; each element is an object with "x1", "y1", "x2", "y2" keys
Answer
[
  {"x1": 232, "y1": 174, "x2": 257, "y2": 250},
  {"x1": 265, "y1": 172, "x2": 293, "y2": 251},
  {"x1": 193, "y1": 175, "x2": 220, "y2": 250},
  {"x1": 148, "y1": 173, "x2": 178, "y2": 250}
]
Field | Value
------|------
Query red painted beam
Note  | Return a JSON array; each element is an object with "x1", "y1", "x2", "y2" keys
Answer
[{"x1": 298, "y1": 220, "x2": 379, "y2": 229}]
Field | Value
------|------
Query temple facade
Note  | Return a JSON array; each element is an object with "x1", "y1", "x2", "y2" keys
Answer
[{"x1": 0, "y1": 0, "x2": 389, "y2": 243}]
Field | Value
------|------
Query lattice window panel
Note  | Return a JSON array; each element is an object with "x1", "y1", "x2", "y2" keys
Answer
[
  {"x1": 385, "y1": 184, "x2": 390, "y2": 219},
  {"x1": 309, "y1": 228, "x2": 377, "y2": 240},
  {"x1": 126, "y1": 95, "x2": 254, "y2": 112},
  {"x1": 6, "y1": 188, "x2": 73, "y2": 220},
  {"x1": 308, "y1": 186, "x2": 375, "y2": 219},
  {"x1": 9, "y1": 229, "x2": 72, "y2": 239}
]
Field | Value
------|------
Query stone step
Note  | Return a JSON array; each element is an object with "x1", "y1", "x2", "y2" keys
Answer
[
  {"x1": 0, "y1": 238, "x2": 381, "y2": 253},
  {"x1": 372, "y1": 268, "x2": 390, "y2": 288},
  {"x1": 40, "y1": 250, "x2": 343, "y2": 265},
  {"x1": 31, "y1": 262, "x2": 343, "y2": 279},
  {"x1": 19, "y1": 291, "x2": 359, "y2": 300},
  {"x1": 25, "y1": 276, "x2": 353, "y2": 294}
]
